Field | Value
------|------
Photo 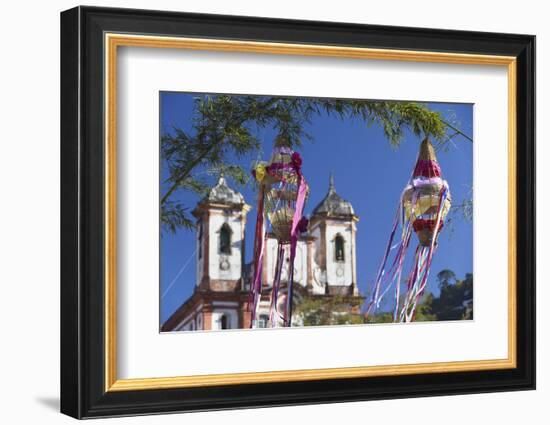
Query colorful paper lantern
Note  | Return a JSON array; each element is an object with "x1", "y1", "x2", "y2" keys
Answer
[
  {"x1": 402, "y1": 138, "x2": 452, "y2": 246},
  {"x1": 249, "y1": 136, "x2": 309, "y2": 327},
  {"x1": 366, "y1": 138, "x2": 452, "y2": 322}
]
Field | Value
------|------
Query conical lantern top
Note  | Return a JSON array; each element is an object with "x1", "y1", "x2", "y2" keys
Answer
[
  {"x1": 274, "y1": 134, "x2": 292, "y2": 148},
  {"x1": 418, "y1": 138, "x2": 437, "y2": 161},
  {"x1": 413, "y1": 138, "x2": 441, "y2": 178}
]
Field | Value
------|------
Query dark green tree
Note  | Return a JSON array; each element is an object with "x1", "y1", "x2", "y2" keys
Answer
[
  {"x1": 418, "y1": 272, "x2": 473, "y2": 321},
  {"x1": 414, "y1": 293, "x2": 438, "y2": 322},
  {"x1": 436, "y1": 269, "x2": 458, "y2": 288}
]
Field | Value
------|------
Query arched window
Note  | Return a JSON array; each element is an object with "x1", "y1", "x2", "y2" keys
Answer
[
  {"x1": 258, "y1": 314, "x2": 269, "y2": 328},
  {"x1": 334, "y1": 234, "x2": 345, "y2": 262},
  {"x1": 219, "y1": 224, "x2": 232, "y2": 254},
  {"x1": 220, "y1": 314, "x2": 229, "y2": 330}
]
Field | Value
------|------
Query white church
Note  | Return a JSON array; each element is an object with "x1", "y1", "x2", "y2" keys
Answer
[{"x1": 161, "y1": 174, "x2": 363, "y2": 332}]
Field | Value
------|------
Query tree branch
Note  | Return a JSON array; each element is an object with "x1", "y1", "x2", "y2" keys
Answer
[
  {"x1": 442, "y1": 120, "x2": 473, "y2": 142},
  {"x1": 160, "y1": 135, "x2": 221, "y2": 205}
]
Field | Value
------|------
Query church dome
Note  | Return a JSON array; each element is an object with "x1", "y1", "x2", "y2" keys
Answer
[
  {"x1": 311, "y1": 175, "x2": 355, "y2": 217},
  {"x1": 205, "y1": 175, "x2": 245, "y2": 205}
]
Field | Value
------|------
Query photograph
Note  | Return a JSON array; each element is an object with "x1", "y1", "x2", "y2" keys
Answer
[{"x1": 159, "y1": 92, "x2": 474, "y2": 331}]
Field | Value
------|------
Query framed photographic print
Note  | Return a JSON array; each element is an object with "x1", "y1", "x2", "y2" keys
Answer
[{"x1": 60, "y1": 6, "x2": 536, "y2": 419}]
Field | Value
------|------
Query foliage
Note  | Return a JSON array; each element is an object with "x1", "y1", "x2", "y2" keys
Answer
[
  {"x1": 160, "y1": 200, "x2": 194, "y2": 232},
  {"x1": 418, "y1": 272, "x2": 474, "y2": 321},
  {"x1": 449, "y1": 184, "x2": 473, "y2": 224},
  {"x1": 413, "y1": 293, "x2": 438, "y2": 322},
  {"x1": 365, "y1": 311, "x2": 394, "y2": 324},
  {"x1": 161, "y1": 95, "x2": 456, "y2": 233},
  {"x1": 293, "y1": 295, "x2": 365, "y2": 326},
  {"x1": 436, "y1": 269, "x2": 458, "y2": 286},
  {"x1": 367, "y1": 270, "x2": 473, "y2": 323}
]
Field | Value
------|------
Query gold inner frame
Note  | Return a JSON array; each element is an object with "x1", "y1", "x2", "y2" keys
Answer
[{"x1": 104, "y1": 33, "x2": 517, "y2": 392}]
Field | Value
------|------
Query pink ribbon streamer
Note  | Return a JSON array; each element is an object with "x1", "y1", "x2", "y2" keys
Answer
[
  {"x1": 269, "y1": 244, "x2": 285, "y2": 326},
  {"x1": 249, "y1": 149, "x2": 309, "y2": 328},
  {"x1": 284, "y1": 172, "x2": 308, "y2": 326}
]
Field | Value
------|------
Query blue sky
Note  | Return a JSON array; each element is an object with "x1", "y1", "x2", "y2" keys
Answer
[{"x1": 159, "y1": 92, "x2": 473, "y2": 324}]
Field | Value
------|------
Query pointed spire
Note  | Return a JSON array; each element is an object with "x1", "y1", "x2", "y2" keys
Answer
[{"x1": 311, "y1": 172, "x2": 356, "y2": 217}]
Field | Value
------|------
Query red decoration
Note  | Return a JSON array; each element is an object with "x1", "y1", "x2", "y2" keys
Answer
[
  {"x1": 291, "y1": 151, "x2": 303, "y2": 170},
  {"x1": 413, "y1": 159, "x2": 441, "y2": 178},
  {"x1": 412, "y1": 218, "x2": 444, "y2": 233}
]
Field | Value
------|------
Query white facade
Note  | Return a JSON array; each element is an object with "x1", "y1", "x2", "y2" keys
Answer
[
  {"x1": 310, "y1": 219, "x2": 357, "y2": 289},
  {"x1": 207, "y1": 212, "x2": 244, "y2": 282},
  {"x1": 210, "y1": 303, "x2": 239, "y2": 330},
  {"x1": 263, "y1": 238, "x2": 309, "y2": 288}
]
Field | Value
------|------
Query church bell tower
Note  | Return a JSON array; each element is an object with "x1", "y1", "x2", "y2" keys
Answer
[
  {"x1": 192, "y1": 176, "x2": 250, "y2": 292},
  {"x1": 309, "y1": 174, "x2": 359, "y2": 296}
]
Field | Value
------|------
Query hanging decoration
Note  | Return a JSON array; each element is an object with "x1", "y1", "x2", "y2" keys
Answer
[
  {"x1": 366, "y1": 138, "x2": 452, "y2": 322},
  {"x1": 249, "y1": 135, "x2": 309, "y2": 328}
]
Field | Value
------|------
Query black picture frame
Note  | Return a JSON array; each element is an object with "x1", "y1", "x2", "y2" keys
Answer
[{"x1": 61, "y1": 5, "x2": 535, "y2": 419}]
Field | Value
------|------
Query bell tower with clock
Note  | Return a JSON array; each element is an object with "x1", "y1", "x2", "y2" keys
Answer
[
  {"x1": 192, "y1": 175, "x2": 250, "y2": 292},
  {"x1": 309, "y1": 174, "x2": 360, "y2": 296}
]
